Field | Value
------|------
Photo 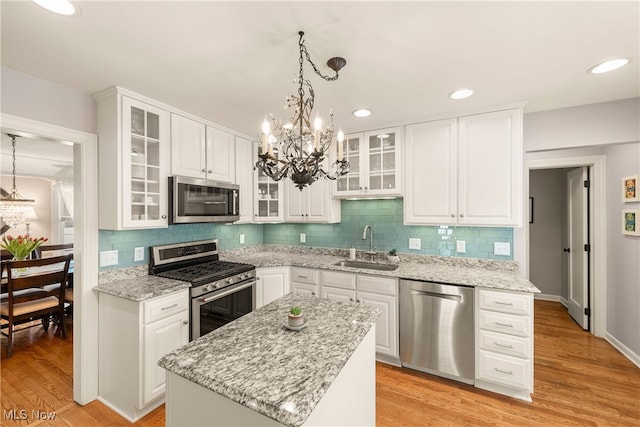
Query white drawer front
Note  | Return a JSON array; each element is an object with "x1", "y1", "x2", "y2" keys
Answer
[
  {"x1": 290, "y1": 268, "x2": 319, "y2": 285},
  {"x1": 479, "y1": 330, "x2": 531, "y2": 359},
  {"x1": 320, "y1": 271, "x2": 356, "y2": 290},
  {"x1": 357, "y1": 275, "x2": 397, "y2": 296},
  {"x1": 479, "y1": 289, "x2": 531, "y2": 315},
  {"x1": 478, "y1": 350, "x2": 532, "y2": 390},
  {"x1": 479, "y1": 310, "x2": 530, "y2": 338},
  {"x1": 144, "y1": 290, "x2": 189, "y2": 324}
]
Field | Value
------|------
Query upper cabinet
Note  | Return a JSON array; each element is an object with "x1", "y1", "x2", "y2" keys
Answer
[
  {"x1": 254, "y1": 145, "x2": 284, "y2": 223},
  {"x1": 234, "y1": 136, "x2": 254, "y2": 223},
  {"x1": 170, "y1": 113, "x2": 235, "y2": 183},
  {"x1": 404, "y1": 108, "x2": 523, "y2": 226},
  {"x1": 334, "y1": 127, "x2": 402, "y2": 198},
  {"x1": 284, "y1": 177, "x2": 341, "y2": 223},
  {"x1": 95, "y1": 87, "x2": 170, "y2": 230}
]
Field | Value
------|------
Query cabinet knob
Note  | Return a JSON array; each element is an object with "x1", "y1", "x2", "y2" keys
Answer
[
  {"x1": 182, "y1": 320, "x2": 189, "y2": 325},
  {"x1": 451, "y1": 214, "x2": 455, "y2": 218},
  {"x1": 311, "y1": 292, "x2": 315, "y2": 296},
  {"x1": 208, "y1": 170, "x2": 213, "y2": 173},
  {"x1": 459, "y1": 214, "x2": 464, "y2": 218},
  {"x1": 161, "y1": 215, "x2": 167, "y2": 219},
  {"x1": 350, "y1": 297, "x2": 354, "y2": 302},
  {"x1": 201, "y1": 168, "x2": 207, "y2": 172},
  {"x1": 356, "y1": 299, "x2": 361, "y2": 303}
]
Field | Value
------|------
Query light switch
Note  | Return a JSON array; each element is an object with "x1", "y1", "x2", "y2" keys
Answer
[
  {"x1": 100, "y1": 250, "x2": 119, "y2": 267},
  {"x1": 494, "y1": 242, "x2": 511, "y2": 256},
  {"x1": 456, "y1": 240, "x2": 466, "y2": 253},
  {"x1": 134, "y1": 247, "x2": 144, "y2": 262},
  {"x1": 300, "y1": 233, "x2": 306, "y2": 243},
  {"x1": 409, "y1": 238, "x2": 421, "y2": 250},
  {"x1": 239, "y1": 234, "x2": 245, "y2": 244}
]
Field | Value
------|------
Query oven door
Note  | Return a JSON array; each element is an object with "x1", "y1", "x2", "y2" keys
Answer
[{"x1": 191, "y1": 279, "x2": 256, "y2": 340}]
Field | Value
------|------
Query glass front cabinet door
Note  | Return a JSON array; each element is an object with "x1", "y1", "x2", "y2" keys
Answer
[
  {"x1": 254, "y1": 145, "x2": 284, "y2": 222},
  {"x1": 122, "y1": 97, "x2": 170, "y2": 228},
  {"x1": 334, "y1": 127, "x2": 401, "y2": 198}
]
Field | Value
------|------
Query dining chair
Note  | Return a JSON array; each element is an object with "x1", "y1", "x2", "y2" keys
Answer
[
  {"x1": 33, "y1": 243, "x2": 74, "y2": 313},
  {"x1": 0, "y1": 254, "x2": 72, "y2": 358}
]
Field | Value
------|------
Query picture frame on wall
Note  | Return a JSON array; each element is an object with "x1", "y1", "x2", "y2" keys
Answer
[
  {"x1": 622, "y1": 175, "x2": 639, "y2": 202},
  {"x1": 622, "y1": 209, "x2": 640, "y2": 236}
]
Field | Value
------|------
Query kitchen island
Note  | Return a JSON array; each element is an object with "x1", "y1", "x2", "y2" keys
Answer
[{"x1": 158, "y1": 293, "x2": 380, "y2": 427}]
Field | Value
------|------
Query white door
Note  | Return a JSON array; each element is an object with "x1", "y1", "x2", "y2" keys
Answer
[
  {"x1": 357, "y1": 291, "x2": 398, "y2": 358},
  {"x1": 206, "y1": 126, "x2": 235, "y2": 183},
  {"x1": 566, "y1": 167, "x2": 589, "y2": 329},
  {"x1": 170, "y1": 114, "x2": 206, "y2": 178}
]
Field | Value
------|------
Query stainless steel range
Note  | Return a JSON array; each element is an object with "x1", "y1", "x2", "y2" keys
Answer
[{"x1": 149, "y1": 239, "x2": 255, "y2": 340}]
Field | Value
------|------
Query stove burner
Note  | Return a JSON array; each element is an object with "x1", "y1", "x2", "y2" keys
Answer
[{"x1": 155, "y1": 260, "x2": 254, "y2": 285}]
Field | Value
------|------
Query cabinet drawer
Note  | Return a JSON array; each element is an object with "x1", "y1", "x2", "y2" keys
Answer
[
  {"x1": 290, "y1": 268, "x2": 319, "y2": 285},
  {"x1": 357, "y1": 275, "x2": 397, "y2": 296},
  {"x1": 479, "y1": 310, "x2": 530, "y2": 338},
  {"x1": 478, "y1": 350, "x2": 532, "y2": 390},
  {"x1": 320, "y1": 271, "x2": 356, "y2": 290},
  {"x1": 479, "y1": 330, "x2": 531, "y2": 359},
  {"x1": 144, "y1": 290, "x2": 189, "y2": 324},
  {"x1": 478, "y1": 289, "x2": 531, "y2": 315}
]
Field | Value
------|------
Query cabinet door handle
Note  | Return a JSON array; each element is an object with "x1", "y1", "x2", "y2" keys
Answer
[
  {"x1": 161, "y1": 215, "x2": 167, "y2": 219},
  {"x1": 459, "y1": 214, "x2": 464, "y2": 217},
  {"x1": 208, "y1": 169, "x2": 213, "y2": 173},
  {"x1": 451, "y1": 214, "x2": 455, "y2": 218},
  {"x1": 349, "y1": 297, "x2": 354, "y2": 302},
  {"x1": 161, "y1": 303, "x2": 178, "y2": 311},
  {"x1": 494, "y1": 342, "x2": 514, "y2": 349},
  {"x1": 495, "y1": 301, "x2": 514, "y2": 306},
  {"x1": 182, "y1": 320, "x2": 189, "y2": 325},
  {"x1": 494, "y1": 368, "x2": 513, "y2": 375},
  {"x1": 311, "y1": 292, "x2": 315, "y2": 296},
  {"x1": 495, "y1": 322, "x2": 513, "y2": 328},
  {"x1": 298, "y1": 275, "x2": 308, "y2": 279},
  {"x1": 201, "y1": 168, "x2": 207, "y2": 172},
  {"x1": 356, "y1": 299, "x2": 361, "y2": 303}
]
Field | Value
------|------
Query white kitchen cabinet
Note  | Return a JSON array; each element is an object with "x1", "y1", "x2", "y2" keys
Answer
[
  {"x1": 234, "y1": 136, "x2": 255, "y2": 223},
  {"x1": 254, "y1": 145, "x2": 284, "y2": 222},
  {"x1": 474, "y1": 288, "x2": 533, "y2": 402},
  {"x1": 285, "y1": 177, "x2": 341, "y2": 223},
  {"x1": 334, "y1": 127, "x2": 402, "y2": 198},
  {"x1": 170, "y1": 114, "x2": 235, "y2": 183},
  {"x1": 95, "y1": 87, "x2": 170, "y2": 229},
  {"x1": 290, "y1": 267, "x2": 320, "y2": 297},
  {"x1": 319, "y1": 270, "x2": 399, "y2": 360},
  {"x1": 404, "y1": 108, "x2": 523, "y2": 226},
  {"x1": 98, "y1": 289, "x2": 189, "y2": 421},
  {"x1": 255, "y1": 267, "x2": 289, "y2": 307}
]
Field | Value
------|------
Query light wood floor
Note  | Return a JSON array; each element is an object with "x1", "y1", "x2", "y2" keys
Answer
[{"x1": 1, "y1": 301, "x2": 639, "y2": 426}]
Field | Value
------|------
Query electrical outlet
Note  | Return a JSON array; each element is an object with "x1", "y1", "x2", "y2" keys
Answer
[
  {"x1": 494, "y1": 242, "x2": 511, "y2": 256},
  {"x1": 456, "y1": 240, "x2": 466, "y2": 253},
  {"x1": 300, "y1": 233, "x2": 306, "y2": 243},
  {"x1": 100, "y1": 250, "x2": 119, "y2": 267},
  {"x1": 239, "y1": 234, "x2": 245, "y2": 244},
  {"x1": 134, "y1": 247, "x2": 144, "y2": 262},
  {"x1": 409, "y1": 238, "x2": 421, "y2": 250}
]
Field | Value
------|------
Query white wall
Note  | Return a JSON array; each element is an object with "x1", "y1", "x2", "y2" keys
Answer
[
  {"x1": 1, "y1": 66, "x2": 96, "y2": 134},
  {"x1": 604, "y1": 142, "x2": 640, "y2": 357},
  {"x1": 525, "y1": 98, "x2": 639, "y2": 152},
  {"x1": 0, "y1": 175, "x2": 52, "y2": 239}
]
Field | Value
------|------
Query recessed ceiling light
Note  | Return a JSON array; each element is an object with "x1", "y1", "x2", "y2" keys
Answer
[
  {"x1": 588, "y1": 58, "x2": 630, "y2": 74},
  {"x1": 352, "y1": 109, "x2": 372, "y2": 118},
  {"x1": 33, "y1": 0, "x2": 77, "y2": 16},
  {"x1": 449, "y1": 88, "x2": 474, "y2": 100}
]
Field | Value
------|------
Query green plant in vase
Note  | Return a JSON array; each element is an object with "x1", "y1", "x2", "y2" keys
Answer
[
  {"x1": 1, "y1": 234, "x2": 48, "y2": 260},
  {"x1": 288, "y1": 306, "x2": 304, "y2": 328}
]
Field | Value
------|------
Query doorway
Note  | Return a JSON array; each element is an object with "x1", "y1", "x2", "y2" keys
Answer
[
  {"x1": 1, "y1": 113, "x2": 99, "y2": 404},
  {"x1": 529, "y1": 167, "x2": 591, "y2": 330},
  {"x1": 521, "y1": 155, "x2": 606, "y2": 337}
]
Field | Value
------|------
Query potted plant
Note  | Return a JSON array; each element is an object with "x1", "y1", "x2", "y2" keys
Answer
[
  {"x1": 288, "y1": 306, "x2": 304, "y2": 328},
  {"x1": 387, "y1": 249, "x2": 400, "y2": 263},
  {"x1": 1, "y1": 234, "x2": 48, "y2": 260}
]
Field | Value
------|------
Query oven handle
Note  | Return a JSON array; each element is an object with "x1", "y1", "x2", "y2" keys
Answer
[{"x1": 200, "y1": 280, "x2": 255, "y2": 303}]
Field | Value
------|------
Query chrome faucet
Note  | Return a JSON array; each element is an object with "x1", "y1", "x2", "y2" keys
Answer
[{"x1": 362, "y1": 225, "x2": 375, "y2": 261}]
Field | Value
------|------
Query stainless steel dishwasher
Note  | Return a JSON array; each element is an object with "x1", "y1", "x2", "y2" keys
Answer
[{"x1": 399, "y1": 280, "x2": 474, "y2": 384}]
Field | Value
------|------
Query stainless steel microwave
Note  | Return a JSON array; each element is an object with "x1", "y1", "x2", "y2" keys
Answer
[{"x1": 169, "y1": 176, "x2": 239, "y2": 224}]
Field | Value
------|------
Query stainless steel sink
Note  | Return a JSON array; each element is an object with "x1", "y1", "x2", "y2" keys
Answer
[{"x1": 333, "y1": 260, "x2": 399, "y2": 271}]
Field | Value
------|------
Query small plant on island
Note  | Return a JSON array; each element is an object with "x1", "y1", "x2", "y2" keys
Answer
[
  {"x1": 288, "y1": 305, "x2": 304, "y2": 328},
  {"x1": 290, "y1": 306, "x2": 302, "y2": 316}
]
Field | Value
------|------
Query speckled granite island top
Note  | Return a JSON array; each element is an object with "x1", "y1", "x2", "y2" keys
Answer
[
  {"x1": 158, "y1": 293, "x2": 380, "y2": 427},
  {"x1": 94, "y1": 265, "x2": 190, "y2": 301},
  {"x1": 222, "y1": 245, "x2": 540, "y2": 293}
]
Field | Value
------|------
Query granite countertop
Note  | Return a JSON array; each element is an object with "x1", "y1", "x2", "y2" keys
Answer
[
  {"x1": 221, "y1": 245, "x2": 540, "y2": 293},
  {"x1": 94, "y1": 265, "x2": 190, "y2": 301},
  {"x1": 158, "y1": 293, "x2": 380, "y2": 427}
]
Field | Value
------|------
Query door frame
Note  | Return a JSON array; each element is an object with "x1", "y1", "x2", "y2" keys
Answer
[
  {"x1": 1, "y1": 113, "x2": 99, "y2": 404},
  {"x1": 514, "y1": 155, "x2": 605, "y2": 337}
]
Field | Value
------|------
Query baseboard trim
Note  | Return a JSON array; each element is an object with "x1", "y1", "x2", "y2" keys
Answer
[
  {"x1": 605, "y1": 332, "x2": 640, "y2": 369},
  {"x1": 534, "y1": 294, "x2": 563, "y2": 303}
]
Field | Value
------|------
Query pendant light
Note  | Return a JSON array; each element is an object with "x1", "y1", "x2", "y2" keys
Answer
[{"x1": 0, "y1": 134, "x2": 35, "y2": 229}]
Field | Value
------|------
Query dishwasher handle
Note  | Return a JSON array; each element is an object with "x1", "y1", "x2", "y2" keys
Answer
[{"x1": 410, "y1": 289, "x2": 463, "y2": 302}]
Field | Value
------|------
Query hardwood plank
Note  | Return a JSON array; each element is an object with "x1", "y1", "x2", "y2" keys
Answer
[{"x1": 2, "y1": 301, "x2": 639, "y2": 426}]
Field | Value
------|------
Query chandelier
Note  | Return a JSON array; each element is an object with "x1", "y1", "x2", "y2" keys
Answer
[
  {"x1": 256, "y1": 31, "x2": 350, "y2": 190},
  {"x1": 0, "y1": 134, "x2": 36, "y2": 229}
]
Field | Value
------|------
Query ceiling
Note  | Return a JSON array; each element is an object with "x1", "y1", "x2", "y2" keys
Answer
[
  {"x1": 0, "y1": 132, "x2": 73, "y2": 180},
  {"x1": 1, "y1": 1, "x2": 639, "y2": 140}
]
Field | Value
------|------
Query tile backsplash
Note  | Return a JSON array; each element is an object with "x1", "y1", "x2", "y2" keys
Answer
[{"x1": 99, "y1": 199, "x2": 513, "y2": 269}]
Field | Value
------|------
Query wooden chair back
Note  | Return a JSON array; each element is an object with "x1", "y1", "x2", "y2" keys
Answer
[
  {"x1": 6, "y1": 255, "x2": 72, "y2": 298},
  {"x1": 32, "y1": 243, "x2": 74, "y2": 259}
]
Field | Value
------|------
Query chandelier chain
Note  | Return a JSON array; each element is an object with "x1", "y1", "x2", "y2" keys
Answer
[
  {"x1": 299, "y1": 32, "x2": 340, "y2": 82},
  {"x1": 10, "y1": 135, "x2": 17, "y2": 192}
]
